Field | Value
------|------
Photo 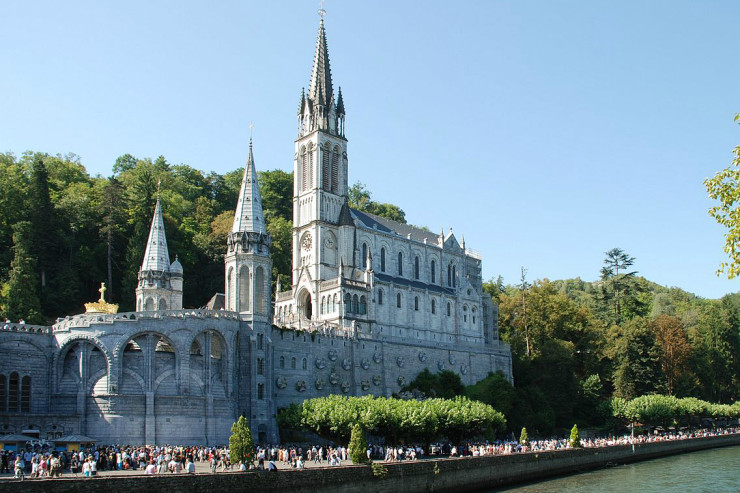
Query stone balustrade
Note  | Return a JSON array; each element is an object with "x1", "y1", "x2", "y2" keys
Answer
[
  {"x1": 0, "y1": 322, "x2": 50, "y2": 334},
  {"x1": 53, "y1": 309, "x2": 242, "y2": 331}
]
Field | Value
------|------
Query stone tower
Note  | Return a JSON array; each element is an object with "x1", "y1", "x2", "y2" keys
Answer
[
  {"x1": 291, "y1": 15, "x2": 351, "y2": 321},
  {"x1": 136, "y1": 198, "x2": 183, "y2": 311},
  {"x1": 225, "y1": 138, "x2": 272, "y2": 319}
]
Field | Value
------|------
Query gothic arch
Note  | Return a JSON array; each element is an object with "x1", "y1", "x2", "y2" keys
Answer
[{"x1": 54, "y1": 335, "x2": 112, "y2": 393}]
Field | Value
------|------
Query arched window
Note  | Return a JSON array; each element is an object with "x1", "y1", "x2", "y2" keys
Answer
[
  {"x1": 322, "y1": 142, "x2": 331, "y2": 190},
  {"x1": 145, "y1": 298, "x2": 154, "y2": 311},
  {"x1": 239, "y1": 265, "x2": 250, "y2": 311},
  {"x1": 291, "y1": 357, "x2": 297, "y2": 369},
  {"x1": 257, "y1": 333, "x2": 264, "y2": 350},
  {"x1": 8, "y1": 372, "x2": 18, "y2": 412},
  {"x1": 378, "y1": 289, "x2": 383, "y2": 305},
  {"x1": 332, "y1": 294, "x2": 337, "y2": 313},
  {"x1": 397, "y1": 293, "x2": 402, "y2": 308},
  {"x1": 463, "y1": 305, "x2": 468, "y2": 323},
  {"x1": 414, "y1": 296, "x2": 419, "y2": 311},
  {"x1": 345, "y1": 293, "x2": 352, "y2": 315},
  {"x1": 352, "y1": 295, "x2": 359, "y2": 314},
  {"x1": 280, "y1": 356, "x2": 285, "y2": 369},
  {"x1": 257, "y1": 358, "x2": 265, "y2": 375},
  {"x1": 308, "y1": 143, "x2": 314, "y2": 189},
  {"x1": 257, "y1": 383, "x2": 265, "y2": 400},
  {"x1": 227, "y1": 267, "x2": 234, "y2": 309},
  {"x1": 359, "y1": 296, "x2": 367, "y2": 315},
  {"x1": 0, "y1": 374, "x2": 6, "y2": 412},
  {"x1": 380, "y1": 248, "x2": 386, "y2": 272},
  {"x1": 447, "y1": 302, "x2": 451, "y2": 317},
  {"x1": 331, "y1": 146, "x2": 340, "y2": 193},
  {"x1": 431, "y1": 299, "x2": 436, "y2": 314},
  {"x1": 256, "y1": 266, "x2": 265, "y2": 313},
  {"x1": 398, "y1": 252, "x2": 403, "y2": 276},
  {"x1": 302, "y1": 358, "x2": 308, "y2": 370},
  {"x1": 414, "y1": 256, "x2": 420, "y2": 280},
  {"x1": 301, "y1": 146, "x2": 308, "y2": 191},
  {"x1": 362, "y1": 243, "x2": 369, "y2": 268},
  {"x1": 321, "y1": 296, "x2": 326, "y2": 315},
  {"x1": 452, "y1": 265, "x2": 456, "y2": 287},
  {"x1": 472, "y1": 306, "x2": 477, "y2": 325},
  {"x1": 431, "y1": 260, "x2": 436, "y2": 284},
  {"x1": 447, "y1": 264, "x2": 452, "y2": 287}
]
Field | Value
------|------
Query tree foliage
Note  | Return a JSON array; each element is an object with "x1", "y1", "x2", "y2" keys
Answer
[
  {"x1": 348, "y1": 182, "x2": 407, "y2": 224},
  {"x1": 348, "y1": 423, "x2": 369, "y2": 464},
  {"x1": 705, "y1": 113, "x2": 740, "y2": 278},
  {"x1": 229, "y1": 416, "x2": 255, "y2": 465},
  {"x1": 296, "y1": 395, "x2": 505, "y2": 444}
]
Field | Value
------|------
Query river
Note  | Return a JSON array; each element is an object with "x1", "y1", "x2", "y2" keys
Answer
[{"x1": 493, "y1": 445, "x2": 740, "y2": 492}]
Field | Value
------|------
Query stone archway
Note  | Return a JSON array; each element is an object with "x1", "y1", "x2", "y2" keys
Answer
[{"x1": 299, "y1": 289, "x2": 313, "y2": 321}]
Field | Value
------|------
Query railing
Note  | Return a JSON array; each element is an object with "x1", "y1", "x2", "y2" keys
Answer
[
  {"x1": 53, "y1": 309, "x2": 242, "y2": 331},
  {"x1": 0, "y1": 322, "x2": 51, "y2": 334},
  {"x1": 465, "y1": 248, "x2": 482, "y2": 260}
]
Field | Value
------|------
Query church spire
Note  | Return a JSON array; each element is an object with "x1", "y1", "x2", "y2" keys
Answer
[
  {"x1": 232, "y1": 132, "x2": 265, "y2": 235},
  {"x1": 299, "y1": 12, "x2": 344, "y2": 137},
  {"x1": 308, "y1": 17, "x2": 333, "y2": 110},
  {"x1": 141, "y1": 198, "x2": 171, "y2": 272}
]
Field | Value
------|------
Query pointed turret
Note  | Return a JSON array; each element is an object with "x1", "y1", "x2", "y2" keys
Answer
[
  {"x1": 309, "y1": 18, "x2": 333, "y2": 109},
  {"x1": 225, "y1": 136, "x2": 272, "y2": 316},
  {"x1": 136, "y1": 198, "x2": 183, "y2": 311},
  {"x1": 336, "y1": 87, "x2": 345, "y2": 115},
  {"x1": 232, "y1": 138, "x2": 265, "y2": 235},
  {"x1": 141, "y1": 198, "x2": 170, "y2": 272}
]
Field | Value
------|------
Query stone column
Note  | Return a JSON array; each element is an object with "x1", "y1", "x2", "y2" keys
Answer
[{"x1": 77, "y1": 345, "x2": 88, "y2": 434}]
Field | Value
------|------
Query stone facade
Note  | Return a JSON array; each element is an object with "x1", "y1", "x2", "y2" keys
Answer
[{"x1": 0, "y1": 14, "x2": 512, "y2": 447}]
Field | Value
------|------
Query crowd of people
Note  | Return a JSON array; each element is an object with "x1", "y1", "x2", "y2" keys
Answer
[{"x1": 1, "y1": 426, "x2": 737, "y2": 481}]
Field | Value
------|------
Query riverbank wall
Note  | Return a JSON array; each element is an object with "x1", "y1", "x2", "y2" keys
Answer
[{"x1": 2, "y1": 434, "x2": 739, "y2": 493}]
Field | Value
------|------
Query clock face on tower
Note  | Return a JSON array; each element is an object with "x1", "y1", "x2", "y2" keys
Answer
[
  {"x1": 325, "y1": 236, "x2": 335, "y2": 249},
  {"x1": 302, "y1": 233, "x2": 313, "y2": 251}
]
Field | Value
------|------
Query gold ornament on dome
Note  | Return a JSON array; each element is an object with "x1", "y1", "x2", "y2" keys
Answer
[{"x1": 85, "y1": 282, "x2": 119, "y2": 314}]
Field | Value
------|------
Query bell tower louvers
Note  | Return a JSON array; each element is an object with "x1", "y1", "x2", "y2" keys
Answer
[
  {"x1": 225, "y1": 138, "x2": 272, "y2": 319},
  {"x1": 293, "y1": 15, "x2": 351, "y2": 289},
  {"x1": 136, "y1": 198, "x2": 183, "y2": 311}
]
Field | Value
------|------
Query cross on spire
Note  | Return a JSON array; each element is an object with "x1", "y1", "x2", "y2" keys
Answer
[{"x1": 318, "y1": 0, "x2": 326, "y2": 18}]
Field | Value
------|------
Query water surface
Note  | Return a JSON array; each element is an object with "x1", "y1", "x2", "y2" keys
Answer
[{"x1": 494, "y1": 445, "x2": 740, "y2": 492}]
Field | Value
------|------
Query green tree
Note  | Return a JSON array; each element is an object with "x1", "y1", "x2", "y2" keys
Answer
[
  {"x1": 348, "y1": 423, "x2": 369, "y2": 464},
  {"x1": 569, "y1": 424, "x2": 581, "y2": 448},
  {"x1": 4, "y1": 222, "x2": 43, "y2": 324},
  {"x1": 229, "y1": 416, "x2": 255, "y2": 466},
  {"x1": 348, "y1": 181, "x2": 407, "y2": 224},
  {"x1": 704, "y1": 113, "x2": 740, "y2": 278},
  {"x1": 612, "y1": 317, "x2": 666, "y2": 399},
  {"x1": 599, "y1": 248, "x2": 638, "y2": 326},
  {"x1": 519, "y1": 427, "x2": 529, "y2": 447}
]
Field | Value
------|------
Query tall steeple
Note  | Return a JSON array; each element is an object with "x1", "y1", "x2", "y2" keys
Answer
[
  {"x1": 141, "y1": 198, "x2": 170, "y2": 271},
  {"x1": 298, "y1": 13, "x2": 344, "y2": 137},
  {"x1": 225, "y1": 134, "x2": 272, "y2": 316},
  {"x1": 136, "y1": 197, "x2": 183, "y2": 311},
  {"x1": 232, "y1": 137, "x2": 265, "y2": 235}
]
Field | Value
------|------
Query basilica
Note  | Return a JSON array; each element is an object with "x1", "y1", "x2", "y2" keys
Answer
[{"x1": 0, "y1": 14, "x2": 512, "y2": 446}]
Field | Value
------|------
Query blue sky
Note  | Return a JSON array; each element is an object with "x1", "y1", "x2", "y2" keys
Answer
[{"x1": 2, "y1": 1, "x2": 739, "y2": 299}]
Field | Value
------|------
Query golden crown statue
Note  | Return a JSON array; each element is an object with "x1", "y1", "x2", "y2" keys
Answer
[{"x1": 84, "y1": 283, "x2": 119, "y2": 314}]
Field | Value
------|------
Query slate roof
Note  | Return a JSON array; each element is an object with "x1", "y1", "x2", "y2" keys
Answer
[
  {"x1": 374, "y1": 273, "x2": 455, "y2": 295},
  {"x1": 351, "y1": 209, "x2": 441, "y2": 244},
  {"x1": 0, "y1": 434, "x2": 37, "y2": 443},
  {"x1": 232, "y1": 139, "x2": 265, "y2": 234},
  {"x1": 141, "y1": 198, "x2": 171, "y2": 272},
  {"x1": 53, "y1": 435, "x2": 98, "y2": 443}
]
